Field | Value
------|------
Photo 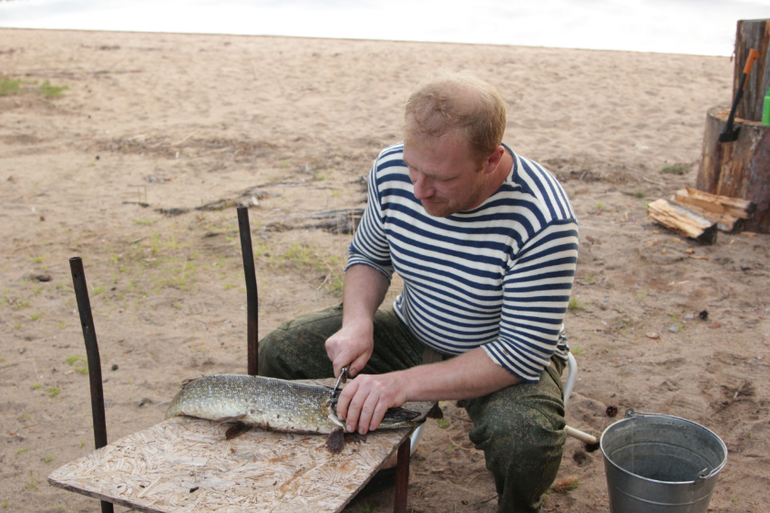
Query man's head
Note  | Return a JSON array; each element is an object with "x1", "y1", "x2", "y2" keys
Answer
[
  {"x1": 403, "y1": 70, "x2": 506, "y2": 166},
  {"x1": 402, "y1": 71, "x2": 509, "y2": 217}
]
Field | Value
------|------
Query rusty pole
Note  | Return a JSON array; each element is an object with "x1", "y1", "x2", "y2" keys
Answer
[
  {"x1": 237, "y1": 206, "x2": 259, "y2": 376},
  {"x1": 69, "y1": 257, "x2": 114, "y2": 513}
]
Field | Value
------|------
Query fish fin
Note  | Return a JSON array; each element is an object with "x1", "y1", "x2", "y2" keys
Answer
[
  {"x1": 180, "y1": 376, "x2": 204, "y2": 387},
  {"x1": 382, "y1": 407, "x2": 420, "y2": 423},
  {"x1": 326, "y1": 427, "x2": 345, "y2": 454},
  {"x1": 225, "y1": 422, "x2": 251, "y2": 440},
  {"x1": 426, "y1": 402, "x2": 443, "y2": 420},
  {"x1": 212, "y1": 414, "x2": 247, "y2": 424}
]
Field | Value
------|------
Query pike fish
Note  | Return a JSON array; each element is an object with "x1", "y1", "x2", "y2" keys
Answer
[{"x1": 165, "y1": 374, "x2": 440, "y2": 453}]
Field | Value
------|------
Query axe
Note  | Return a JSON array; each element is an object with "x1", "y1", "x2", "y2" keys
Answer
[{"x1": 719, "y1": 48, "x2": 760, "y2": 143}]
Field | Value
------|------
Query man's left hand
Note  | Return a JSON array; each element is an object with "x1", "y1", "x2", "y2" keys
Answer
[{"x1": 335, "y1": 372, "x2": 408, "y2": 434}]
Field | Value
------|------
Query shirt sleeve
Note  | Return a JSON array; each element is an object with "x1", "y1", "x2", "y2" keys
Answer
[
  {"x1": 346, "y1": 156, "x2": 395, "y2": 281},
  {"x1": 482, "y1": 219, "x2": 579, "y2": 383}
]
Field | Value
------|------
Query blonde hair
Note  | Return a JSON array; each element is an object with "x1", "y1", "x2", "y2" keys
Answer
[{"x1": 404, "y1": 71, "x2": 507, "y2": 163}]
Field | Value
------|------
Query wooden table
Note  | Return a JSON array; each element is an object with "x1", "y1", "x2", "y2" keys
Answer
[{"x1": 49, "y1": 415, "x2": 415, "y2": 513}]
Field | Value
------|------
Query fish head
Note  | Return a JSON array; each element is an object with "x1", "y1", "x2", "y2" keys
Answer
[{"x1": 326, "y1": 398, "x2": 346, "y2": 429}]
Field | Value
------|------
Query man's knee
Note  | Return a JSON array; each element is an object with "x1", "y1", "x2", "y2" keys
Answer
[
  {"x1": 469, "y1": 408, "x2": 565, "y2": 463},
  {"x1": 467, "y1": 400, "x2": 565, "y2": 511},
  {"x1": 257, "y1": 327, "x2": 291, "y2": 377}
]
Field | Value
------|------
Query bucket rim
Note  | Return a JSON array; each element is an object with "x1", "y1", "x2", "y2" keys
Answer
[{"x1": 599, "y1": 411, "x2": 728, "y2": 484}]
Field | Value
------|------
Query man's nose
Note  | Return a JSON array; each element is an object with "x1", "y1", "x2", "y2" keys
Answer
[{"x1": 412, "y1": 175, "x2": 433, "y2": 200}]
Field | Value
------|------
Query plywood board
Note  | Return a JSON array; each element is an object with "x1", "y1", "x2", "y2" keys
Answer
[{"x1": 49, "y1": 415, "x2": 413, "y2": 513}]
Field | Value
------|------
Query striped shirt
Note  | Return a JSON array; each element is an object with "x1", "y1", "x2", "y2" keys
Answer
[{"x1": 348, "y1": 143, "x2": 579, "y2": 383}]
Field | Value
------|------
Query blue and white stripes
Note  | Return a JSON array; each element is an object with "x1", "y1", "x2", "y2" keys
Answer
[{"x1": 348, "y1": 143, "x2": 578, "y2": 383}]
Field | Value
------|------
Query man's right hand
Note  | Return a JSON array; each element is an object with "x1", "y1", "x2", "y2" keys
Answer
[{"x1": 325, "y1": 317, "x2": 374, "y2": 379}]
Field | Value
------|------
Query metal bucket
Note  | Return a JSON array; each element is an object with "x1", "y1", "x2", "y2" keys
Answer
[{"x1": 600, "y1": 409, "x2": 727, "y2": 513}]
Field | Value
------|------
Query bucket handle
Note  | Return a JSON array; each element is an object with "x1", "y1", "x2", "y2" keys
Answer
[
  {"x1": 624, "y1": 408, "x2": 654, "y2": 418},
  {"x1": 624, "y1": 409, "x2": 720, "y2": 481},
  {"x1": 697, "y1": 467, "x2": 719, "y2": 480}
]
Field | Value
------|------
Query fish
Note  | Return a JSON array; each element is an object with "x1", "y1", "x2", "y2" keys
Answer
[{"x1": 165, "y1": 374, "x2": 441, "y2": 453}]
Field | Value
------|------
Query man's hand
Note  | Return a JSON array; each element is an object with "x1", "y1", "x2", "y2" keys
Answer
[
  {"x1": 335, "y1": 372, "x2": 408, "y2": 434},
  {"x1": 325, "y1": 263, "x2": 390, "y2": 378},
  {"x1": 325, "y1": 318, "x2": 375, "y2": 379},
  {"x1": 335, "y1": 348, "x2": 524, "y2": 434}
]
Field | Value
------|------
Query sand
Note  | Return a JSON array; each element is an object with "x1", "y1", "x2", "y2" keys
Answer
[{"x1": 1, "y1": 28, "x2": 768, "y2": 512}]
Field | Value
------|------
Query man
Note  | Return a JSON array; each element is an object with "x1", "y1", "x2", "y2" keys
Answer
[{"x1": 259, "y1": 71, "x2": 578, "y2": 512}]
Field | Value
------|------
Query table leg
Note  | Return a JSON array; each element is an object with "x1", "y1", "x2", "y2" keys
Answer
[{"x1": 393, "y1": 436, "x2": 411, "y2": 513}]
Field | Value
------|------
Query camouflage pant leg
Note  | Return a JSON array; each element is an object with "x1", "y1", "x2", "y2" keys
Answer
[
  {"x1": 257, "y1": 303, "x2": 424, "y2": 379},
  {"x1": 462, "y1": 358, "x2": 566, "y2": 513}
]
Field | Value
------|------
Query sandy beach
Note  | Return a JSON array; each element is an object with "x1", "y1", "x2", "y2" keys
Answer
[{"x1": 1, "y1": 28, "x2": 769, "y2": 512}]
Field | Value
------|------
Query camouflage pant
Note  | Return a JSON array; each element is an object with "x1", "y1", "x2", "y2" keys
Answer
[{"x1": 258, "y1": 303, "x2": 566, "y2": 513}]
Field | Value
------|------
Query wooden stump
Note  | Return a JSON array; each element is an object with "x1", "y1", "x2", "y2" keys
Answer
[
  {"x1": 696, "y1": 106, "x2": 770, "y2": 233},
  {"x1": 734, "y1": 19, "x2": 770, "y2": 122}
]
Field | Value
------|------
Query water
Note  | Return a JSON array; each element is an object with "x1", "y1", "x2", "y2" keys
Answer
[{"x1": 1, "y1": 0, "x2": 769, "y2": 56}]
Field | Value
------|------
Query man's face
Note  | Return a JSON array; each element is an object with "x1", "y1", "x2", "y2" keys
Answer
[{"x1": 403, "y1": 131, "x2": 486, "y2": 218}]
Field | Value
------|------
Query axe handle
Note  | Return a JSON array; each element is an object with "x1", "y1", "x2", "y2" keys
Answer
[
  {"x1": 733, "y1": 49, "x2": 760, "y2": 106},
  {"x1": 720, "y1": 48, "x2": 761, "y2": 142},
  {"x1": 742, "y1": 49, "x2": 760, "y2": 86}
]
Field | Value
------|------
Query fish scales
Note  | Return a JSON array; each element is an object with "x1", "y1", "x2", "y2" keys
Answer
[{"x1": 165, "y1": 374, "x2": 343, "y2": 434}]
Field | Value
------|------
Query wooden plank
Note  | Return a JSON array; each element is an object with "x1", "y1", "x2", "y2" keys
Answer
[
  {"x1": 675, "y1": 187, "x2": 755, "y2": 219},
  {"x1": 647, "y1": 198, "x2": 718, "y2": 243},
  {"x1": 673, "y1": 187, "x2": 756, "y2": 232}
]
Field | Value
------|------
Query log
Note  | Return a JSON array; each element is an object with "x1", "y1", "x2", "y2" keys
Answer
[
  {"x1": 734, "y1": 19, "x2": 770, "y2": 122},
  {"x1": 674, "y1": 187, "x2": 755, "y2": 232},
  {"x1": 647, "y1": 198, "x2": 718, "y2": 244},
  {"x1": 696, "y1": 106, "x2": 770, "y2": 233}
]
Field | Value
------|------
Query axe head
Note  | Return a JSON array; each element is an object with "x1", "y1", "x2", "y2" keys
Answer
[{"x1": 718, "y1": 124, "x2": 740, "y2": 143}]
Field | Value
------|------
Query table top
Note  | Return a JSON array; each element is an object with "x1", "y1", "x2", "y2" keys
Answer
[{"x1": 48, "y1": 411, "x2": 417, "y2": 512}]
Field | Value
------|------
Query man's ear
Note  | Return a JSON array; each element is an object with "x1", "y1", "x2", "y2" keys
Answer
[{"x1": 483, "y1": 146, "x2": 505, "y2": 175}]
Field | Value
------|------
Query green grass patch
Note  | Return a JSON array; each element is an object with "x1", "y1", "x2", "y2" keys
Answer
[
  {"x1": 46, "y1": 387, "x2": 61, "y2": 397},
  {"x1": 661, "y1": 163, "x2": 689, "y2": 175},
  {"x1": 23, "y1": 471, "x2": 38, "y2": 491},
  {"x1": 66, "y1": 355, "x2": 89, "y2": 375},
  {"x1": 132, "y1": 218, "x2": 158, "y2": 226},
  {"x1": 0, "y1": 77, "x2": 21, "y2": 96},
  {"x1": 37, "y1": 80, "x2": 68, "y2": 98},
  {"x1": 568, "y1": 297, "x2": 584, "y2": 311},
  {"x1": 272, "y1": 242, "x2": 345, "y2": 295},
  {"x1": 11, "y1": 300, "x2": 30, "y2": 311}
]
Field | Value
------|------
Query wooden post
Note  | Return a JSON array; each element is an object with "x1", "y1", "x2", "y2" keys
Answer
[
  {"x1": 734, "y1": 19, "x2": 770, "y2": 122},
  {"x1": 696, "y1": 107, "x2": 770, "y2": 232}
]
